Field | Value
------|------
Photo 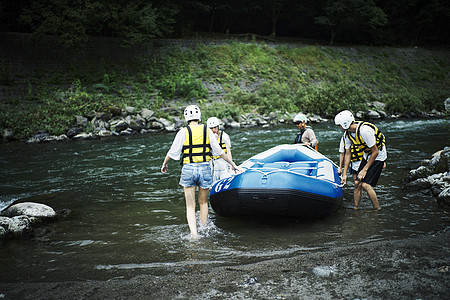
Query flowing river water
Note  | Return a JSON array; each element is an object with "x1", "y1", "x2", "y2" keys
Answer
[{"x1": 0, "y1": 119, "x2": 448, "y2": 283}]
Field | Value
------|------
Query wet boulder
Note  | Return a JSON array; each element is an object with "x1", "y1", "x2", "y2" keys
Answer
[
  {"x1": 8, "y1": 216, "x2": 33, "y2": 237},
  {"x1": 110, "y1": 119, "x2": 129, "y2": 133},
  {"x1": 404, "y1": 147, "x2": 450, "y2": 208},
  {"x1": 404, "y1": 178, "x2": 431, "y2": 192},
  {"x1": 123, "y1": 106, "x2": 136, "y2": 115},
  {"x1": 66, "y1": 127, "x2": 84, "y2": 138},
  {"x1": 312, "y1": 266, "x2": 336, "y2": 277},
  {"x1": 127, "y1": 115, "x2": 146, "y2": 131},
  {"x1": 2, "y1": 202, "x2": 56, "y2": 219},
  {"x1": 140, "y1": 108, "x2": 155, "y2": 121},
  {"x1": 437, "y1": 187, "x2": 450, "y2": 208},
  {"x1": 0, "y1": 202, "x2": 58, "y2": 240},
  {"x1": 2, "y1": 129, "x2": 15, "y2": 142},
  {"x1": 0, "y1": 215, "x2": 33, "y2": 238},
  {"x1": 0, "y1": 225, "x2": 6, "y2": 239}
]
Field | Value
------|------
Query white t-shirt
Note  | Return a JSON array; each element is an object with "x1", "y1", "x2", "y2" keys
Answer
[
  {"x1": 344, "y1": 124, "x2": 387, "y2": 161},
  {"x1": 167, "y1": 125, "x2": 224, "y2": 161},
  {"x1": 339, "y1": 136, "x2": 345, "y2": 153}
]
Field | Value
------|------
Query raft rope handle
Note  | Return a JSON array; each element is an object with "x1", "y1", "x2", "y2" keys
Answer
[{"x1": 244, "y1": 167, "x2": 343, "y2": 188}]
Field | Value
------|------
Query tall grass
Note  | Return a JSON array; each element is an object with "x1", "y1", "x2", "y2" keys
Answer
[{"x1": 1, "y1": 41, "x2": 448, "y2": 139}]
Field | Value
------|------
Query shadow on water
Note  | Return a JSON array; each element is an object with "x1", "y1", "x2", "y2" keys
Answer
[{"x1": 0, "y1": 119, "x2": 449, "y2": 282}]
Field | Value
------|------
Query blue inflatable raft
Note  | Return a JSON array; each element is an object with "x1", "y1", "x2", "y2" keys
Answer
[{"x1": 210, "y1": 144, "x2": 343, "y2": 219}]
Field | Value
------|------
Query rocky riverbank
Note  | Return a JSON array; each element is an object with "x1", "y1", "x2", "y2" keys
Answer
[
  {"x1": 2, "y1": 98, "x2": 448, "y2": 144},
  {"x1": 404, "y1": 146, "x2": 450, "y2": 209}
]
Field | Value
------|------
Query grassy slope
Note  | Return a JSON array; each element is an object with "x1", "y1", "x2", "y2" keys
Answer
[{"x1": 1, "y1": 35, "x2": 449, "y2": 139}]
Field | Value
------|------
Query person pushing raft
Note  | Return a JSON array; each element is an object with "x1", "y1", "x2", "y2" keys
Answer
[
  {"x1": 335, "y1": 110, "x2": 387, "y2": 211},
  {"x1": 207, "y1": 117, "x2": 233, "y2": 182},
  {"x1": 161, "y1": 105, "x2": 240, "y2": 239}
]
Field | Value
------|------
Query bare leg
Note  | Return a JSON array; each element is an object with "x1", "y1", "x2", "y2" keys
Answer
[
  {"x1": 184, "y1": 186, "x2": 198, "y2": 238},
  {"x1": 198, "y1": 188, "x2": 210, "y2": 227},
  {"x1": 353, "y1": 175, "x2": 362, "y2": 209},
  {"x1": 362, "y1": 182, "x2": 380, "y2": 211}
]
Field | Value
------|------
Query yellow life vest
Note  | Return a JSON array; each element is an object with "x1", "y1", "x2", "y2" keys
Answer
[
  {"x1": 349, "y1": 144, "x2": 362, "y2": 162},
  {"x1": 345, "y1": 121, "x2": 385, "y2": 160},
  {"x1": 181, "y1": 124, "x2": 212, "y2": 165},
  {"x1": 212, "y1": 131, "x2": 227, "y2": 160}
]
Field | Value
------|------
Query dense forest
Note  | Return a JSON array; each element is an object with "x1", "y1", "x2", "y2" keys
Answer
[{"x1": 1, "y1": 0, "x2": 449, "y2": 47}]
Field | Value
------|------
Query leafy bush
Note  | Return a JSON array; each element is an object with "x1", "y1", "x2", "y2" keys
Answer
[
  {"x1": 294, "y1": 81, "x2": 369, "y2": 117},
  {"x1": 155, "y1": 73, "x2": 208, "y2": 99},
  {"x1": 382, "y1": 87, "x2": 425, "y2": 114}
]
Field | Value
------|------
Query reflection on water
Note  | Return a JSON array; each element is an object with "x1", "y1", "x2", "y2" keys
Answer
[{"x1": 0, "y1": 119, "x2": 449, "y2": 282}]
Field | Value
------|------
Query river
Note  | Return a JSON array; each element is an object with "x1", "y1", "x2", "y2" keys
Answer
[{"x1": 0, "y1": 119, "x2": 448, "y2": 283}]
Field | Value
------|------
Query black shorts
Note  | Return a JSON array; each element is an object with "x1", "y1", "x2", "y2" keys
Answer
[{"x1": 356, "y1": 159, "x2": 385, "y2": 187}]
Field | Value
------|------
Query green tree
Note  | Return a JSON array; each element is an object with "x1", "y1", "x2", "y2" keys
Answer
[
  {"x1": 315, "y1": 0, "x2": 387, "y2": 45},
  {"x1": 19, "y1": 0, "x2": 176, "y2": 48}
]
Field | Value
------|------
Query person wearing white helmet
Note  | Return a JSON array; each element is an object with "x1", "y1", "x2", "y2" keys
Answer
[
  {"x1": 207, "y1": 117, "x2": 233, "y2": 182},
  {"x1": 335, "y1": 110, "x2": 387, "y2": 211},
  {"x1": 161, "y1": 105, "x2": 240, "y2": 239},
  {"x1": 293, "y1": 113, "x2": 318, "y2": 150}
]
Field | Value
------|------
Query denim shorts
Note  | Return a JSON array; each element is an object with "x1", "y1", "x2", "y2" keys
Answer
[{"x1": 179, "y1": 162, "x2": 213, "y2": 189}]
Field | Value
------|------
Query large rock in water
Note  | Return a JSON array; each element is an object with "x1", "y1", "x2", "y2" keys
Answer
[
  {"x1": 1, "y1": 202, "x2": 58, "y2": 240},
  {"x1": 2, "y1": 202, "x2": 56, "y2": 219}
]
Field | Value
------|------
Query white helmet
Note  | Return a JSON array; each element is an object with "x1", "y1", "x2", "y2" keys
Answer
[
  {"x1": 334, "y1": 110, "x2": 354, "y2": 130},
  {"x1": 184, "y1": 105, "x2": 201, "y2": 122},
  {"x1": 293, "y1": 113, "x2": 308, "y2": 123},
  {"x1": 207, "y1": 117, "x2": 220, "y2": 128}
]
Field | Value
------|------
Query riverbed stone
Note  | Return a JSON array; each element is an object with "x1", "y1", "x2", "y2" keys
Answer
[
  {"x1": 7, "y1": 216, "x2": 33, "y2": 237},
  {"x1": 75, "y1": 115, "x2": 88, "y2": 127},
  {"x1": 119, "y1": 128, "x2": 134, "y2": 135},
  {"x1": 405, "y1": 147, "x2": 450, "y2": 208},
  {"x1": 2, "y1": 129, "x2": 14, "y2": 142},
  {"x1": 0, "y1": 216, "x2": 11, "y2": 228},
  {"x1": 97, "y1": 130, "x2": 112, "y2": 137},
  {"x1": 66, "y1": 127, "x2": 84, "y2": 138},
  {"x1": 110, "y1": 119, "x2": 129, "y2": 132},
  {"x1": 405, "y1": 178, "x2": 431, "y2": 191},
  {"x1": 172, "y1": 116, "x2": 184, "y2": 128},
  {"x1": 405, "y1": 165, "x2": 430, "y2": 182},
  {"x1": 367, "y1": 110, "x2": 381, "y2": 119},
  {"x1": 123, "y1": 106, "x2": 136, "y2": 115},
  {"x1": 444, "y1": 98, "x2": 450, "y2": 112},
  {"x1": 73, "y1": 132, "x2": 96, "y2": 140},
  {"x1": 2, "y1": 202, "x2": 56, "y2": 219},
  {"x1": 96, "y1": 112, "x2": 112, "y2": 122},
  {"x1": 91, "y1": 117, "x2": 108, "y2": 132},
  {"x1": 127, "y1": 115, "x2": 146, "y2": 131},
  {"x1": 312, "y1": 266, "x2": 336, "y2": 277},
  {"x1": 0, "y1": 225, "x2": 6, "y2": 239},
  {"x1": 437, "y1": 187, "x2": 450, "y2": 207},
  {"x1": 158, "y1": 118, "x2": 173, "y2": 128},
  {"x1": 43, "y1": 134, "x2": 69, "y2": 142},
  {"x1": 229, "y1": 120, "x2": 241, "y2": 129},
  {"x1": 140, "y1": 108, "x2": 155, "y2": 121}
]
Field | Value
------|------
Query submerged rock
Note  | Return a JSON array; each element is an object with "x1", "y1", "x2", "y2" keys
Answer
[{"x1": 312, "y1": 266, "x2": 336, "y2": 277}]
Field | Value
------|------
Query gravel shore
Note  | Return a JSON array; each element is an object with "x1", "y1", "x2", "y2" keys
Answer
[{"x1": 1, "y1": 229, "x2": 449, "y2": 299}]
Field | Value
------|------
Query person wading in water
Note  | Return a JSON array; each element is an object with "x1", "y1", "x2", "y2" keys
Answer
[
  {"x1": 161, "y1": 105, "x2": 240, "y2": 239},
  {"x1": 335, "y1": 110, "x2": 387, "y2": 211},
  {"x1": 293, "y1": 113, "x2": 318, "y2": 150}
]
